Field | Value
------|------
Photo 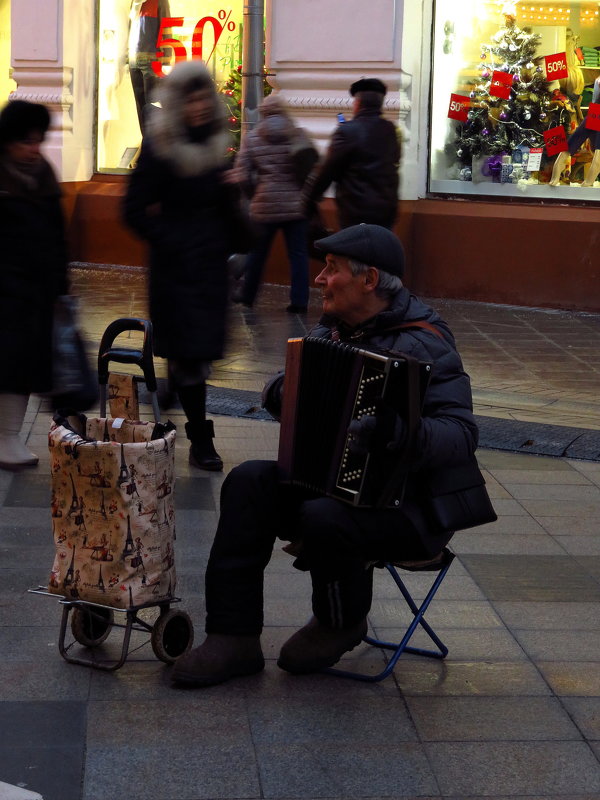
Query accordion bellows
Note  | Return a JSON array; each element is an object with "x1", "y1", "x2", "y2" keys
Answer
[{"x1": 278, "y1": 337, "x2": 431, "y2": 507}]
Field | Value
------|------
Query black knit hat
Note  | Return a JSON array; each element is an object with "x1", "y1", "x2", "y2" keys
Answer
[
  {"x1": 349, "y1": 78, "x2": 387, "y2": 96},
  {"x1": 314, "y1": 224, "x2": 404, "y2": 278},
  {"x1": 0, "y1": 100, "x2": 50, "y2": 144}
]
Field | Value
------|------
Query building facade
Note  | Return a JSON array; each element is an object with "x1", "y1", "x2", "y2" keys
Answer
[{"x1": 6, "y1": 0, "x2": 600, "y2": 311}]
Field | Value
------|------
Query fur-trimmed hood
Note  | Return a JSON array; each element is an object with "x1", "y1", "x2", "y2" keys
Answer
[{"x1": 145, "y1": 60, "x2": 231, "y2": 177}]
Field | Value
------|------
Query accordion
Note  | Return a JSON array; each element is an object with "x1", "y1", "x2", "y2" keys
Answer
[{"x1": 277, "y1": 336, "x2": 432, "y2": 507}]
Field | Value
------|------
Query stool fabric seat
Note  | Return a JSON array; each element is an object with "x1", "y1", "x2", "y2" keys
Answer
[{"x1": 325, "y1": 547, "x2": 455, "y2": 682}]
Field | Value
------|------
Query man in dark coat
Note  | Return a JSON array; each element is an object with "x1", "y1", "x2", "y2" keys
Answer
[
  {"x1": 305, "y1": 78, "x2": 400, "y2": 229},
  {"x1": 172, "y1": 224, "x2": 478, "y2": 688}
]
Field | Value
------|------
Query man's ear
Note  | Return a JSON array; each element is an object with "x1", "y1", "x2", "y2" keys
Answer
[{"x1": 363, "y1": 267, "x2": 379, "y2": 292}]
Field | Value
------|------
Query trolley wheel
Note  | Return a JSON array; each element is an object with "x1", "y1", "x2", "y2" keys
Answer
[
  {"x1": 71, "y1": 606, "x2": 114, "y2": 647},
  {"x1": 151, "y1": 609, "x2": 194, "y2": 664}
]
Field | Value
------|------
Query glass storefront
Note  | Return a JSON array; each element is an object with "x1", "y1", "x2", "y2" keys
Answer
[
  {"x1": 430, "y1": 0, "x2": 600, "y2": 199},
  {"x1": 97, "y1": 0, "x2": 243, "y2": 173},
  {"x1": 0, "y1": 0, "x2": 14, "y2": 105}
]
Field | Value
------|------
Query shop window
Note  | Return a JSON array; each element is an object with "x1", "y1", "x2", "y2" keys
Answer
[
  {"x1": 97, "y1": 0, "x2": 242, "y2": 173},
  {"x1": 0, "y1": 0, "x2": 15, "y2": 105},
  {"x1": 430, "y1": 0, "x2": 600, "y2": 200}
]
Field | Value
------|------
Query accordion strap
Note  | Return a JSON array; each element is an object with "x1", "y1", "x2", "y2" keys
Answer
[
  {"x1": 376, "y1": 353, "x2": 422, "y2": 509},
  {"x1": 383, "y1": 320, "x2": 446, "y2": 339}
]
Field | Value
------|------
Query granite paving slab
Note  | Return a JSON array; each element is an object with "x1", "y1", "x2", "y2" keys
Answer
[{"x1": 460, "y1": 554, "x2": 600, "y2": 602}]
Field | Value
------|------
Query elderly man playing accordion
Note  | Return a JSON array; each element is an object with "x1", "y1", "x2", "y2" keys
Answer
[{"x1": 172, "y1": 224, "x2": 479, "y2": 688}]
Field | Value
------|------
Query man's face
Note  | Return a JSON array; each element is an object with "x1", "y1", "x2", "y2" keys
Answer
[{"x1": 315, "y1": 254, "x2": 370, "y2": 326}]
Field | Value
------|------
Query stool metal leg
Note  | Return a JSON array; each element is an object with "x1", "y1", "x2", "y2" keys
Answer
[{"x1": 325, "y1": 553, "x2": 454, "y2": 682}]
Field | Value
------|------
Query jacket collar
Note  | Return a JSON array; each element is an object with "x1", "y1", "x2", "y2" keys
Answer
[
  {"x1": 353, "y1": 108, "x2": 383, "y2": 120},
  {"x1": 324, "y1": 287, "x2": 411, "y2": 342}
]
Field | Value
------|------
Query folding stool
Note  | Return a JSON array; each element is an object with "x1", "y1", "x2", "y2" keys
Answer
[{"x1": 325, "y1": 547, "x2": 455, "y2": 682}]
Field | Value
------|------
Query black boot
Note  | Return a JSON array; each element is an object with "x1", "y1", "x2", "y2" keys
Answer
[{"x1": 185, "y1": 419, "x2": 223, "y2": 471}]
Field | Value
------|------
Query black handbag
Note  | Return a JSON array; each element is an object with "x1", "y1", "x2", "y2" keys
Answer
[
  {"x1": 227, "y1": 186, "x2": 259, "y2": 255},
  {"x1": 47, "y1": 296, "x2": 98, "y2": 412},
  {"x1": 424, "y1": 457, "x2": 497, "y2": 532}
]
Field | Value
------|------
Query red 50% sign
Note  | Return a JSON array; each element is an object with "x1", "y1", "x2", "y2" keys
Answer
[
  {"x1": 543, "y1": 125, "x2": 568, "y2": 155},
  {"x1": 544, "y1": 52, "x2": 568, "y2": 81},
  {"x1": 447, "y1": 94, "x2": 469, "y2": 122},
  {"x1": 152, "y1": 9, "x2": 237, "y2": 78},
  {"x1": 489, "y1": 70, "x2": 512, "y2": 100},
  {"x1": 585, "y1": 102, "x2": 600, "y2": 132}
]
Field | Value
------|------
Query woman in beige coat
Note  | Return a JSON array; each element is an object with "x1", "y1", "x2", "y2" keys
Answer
[{"x1": 232, "y1": 93, "x2": 316, "y2": 313}]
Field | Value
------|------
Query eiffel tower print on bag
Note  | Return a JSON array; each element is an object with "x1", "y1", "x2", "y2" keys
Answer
[{"x1": 47, "y1": 413, "x2": 176, "y2": 609}]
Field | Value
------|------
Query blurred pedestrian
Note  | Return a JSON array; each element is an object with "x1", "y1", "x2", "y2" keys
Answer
[
  {"x1": 0, "y1": 100, "x2": 69, "y2": 471},
  {"x1": 231, "y1": 93, "x2": 317, "y2": 313},
  {"x1": 305, "y1": 78, "x2": 400, "y2": 230},
  {"x1": 124, "y1": 60, "x2": 240, "y2": 472}
]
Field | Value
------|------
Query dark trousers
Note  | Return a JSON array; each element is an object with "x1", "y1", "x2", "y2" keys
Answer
[
  {"x1": 129, "y1": 64, "x2": 159, "y2": 133},
  {"x1": 241, "y1": 219, "x2": 309, "y2": 308},
  {"x1": 204, "y1": 460, "x2": 430, "y2": 636}
]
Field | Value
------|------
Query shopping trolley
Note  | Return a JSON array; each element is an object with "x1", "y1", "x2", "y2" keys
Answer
[{"x1": 30, "y1": 318, "x2": 194, "y2": 671}]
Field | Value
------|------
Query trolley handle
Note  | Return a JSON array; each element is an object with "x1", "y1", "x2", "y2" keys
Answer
[{"x1": 97, "y1": 318, "x2": 157, "y2": 392}]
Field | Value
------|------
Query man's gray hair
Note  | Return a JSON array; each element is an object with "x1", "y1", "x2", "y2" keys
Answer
[{"x1": 348, "y1": 258, "x2": 402, "y2": 300}]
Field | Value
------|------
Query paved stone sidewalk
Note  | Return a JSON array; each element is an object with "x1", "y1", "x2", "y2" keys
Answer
[
  {"x1": 1, "y1": 413, "x2": 600, "y2": 800},
  {"x1": 0, "y1": 268, "x2": 599, "y2": 799}
]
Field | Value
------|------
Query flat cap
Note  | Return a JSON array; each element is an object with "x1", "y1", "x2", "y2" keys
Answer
[
  {"x1": 314, "y1": 224, "x2": 404, "y2": 278},
  {"x1": 349, "y1": 77, "x2": 387, "y2": 96}
]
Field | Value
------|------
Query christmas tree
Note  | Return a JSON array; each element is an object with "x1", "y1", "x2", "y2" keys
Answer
[
  {"x1": 220, "y1": 64, "x2": 272, "y2": 156},
  {"x1": 453, "y1": 13, "x2": 573, "y2": 169}
]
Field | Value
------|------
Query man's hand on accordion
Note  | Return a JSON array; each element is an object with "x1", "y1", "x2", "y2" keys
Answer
[{"x1": 347, "y1": 406, "x2": 407, "y2": 456}]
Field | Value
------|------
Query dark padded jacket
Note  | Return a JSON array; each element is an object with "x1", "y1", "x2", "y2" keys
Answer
[
  {"x1": 310, "y1": 289, "x2": 478, "y2": 472},
  {"x1": 123, "y1": 61, "x2": 236, "y2": 362},
  {"x1": 266, "y1": 288, "x2": 478, "y2": 553},
  {"x1": 306, "y1": 108, "x2": 400, "y2": 228},
  {"x1": 233, "y1": 114, "x2": 310, "y2": 222},
  {"x1": 0, "y1": 157, "x2": 68, "y2": 393}
]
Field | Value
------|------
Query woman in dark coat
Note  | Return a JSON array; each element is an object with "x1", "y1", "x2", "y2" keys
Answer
[
  {"x1": 0, "y1": 100, "x2": 68, "y2": 470},
  {"x1": 124, "y1": 60, "x2": 237, "y2": 471}
]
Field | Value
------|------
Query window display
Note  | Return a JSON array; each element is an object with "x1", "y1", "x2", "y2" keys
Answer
[
  {"x1": 97, "y1": 0, "x2": 243, "y2": 173},
  {"x1": 0, "y1": 0, "x2": 14, "y2": 105},
  {"x1": 430, "y1": 0, "x2": 600, "y2": 200}
]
